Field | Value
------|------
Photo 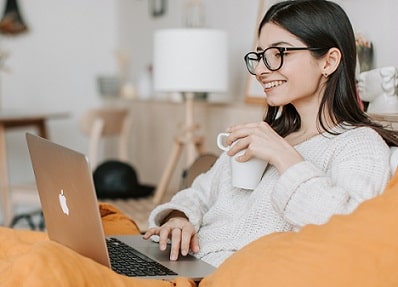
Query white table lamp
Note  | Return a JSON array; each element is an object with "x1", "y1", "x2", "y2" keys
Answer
[
  {"x1": 152, "y1": 28, "x2": 228, "y2": 203},
  {"x1": 154, "y1": 29, "x2": 227, "y2": 93}
]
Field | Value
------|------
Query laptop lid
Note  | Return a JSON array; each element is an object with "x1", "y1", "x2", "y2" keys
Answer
[
  {"x1": 26, "y1": 132, "x2": 111, "y2": 267},
  {"x1": 26, "y1": 133, "x2": 215, "y2": 280}
]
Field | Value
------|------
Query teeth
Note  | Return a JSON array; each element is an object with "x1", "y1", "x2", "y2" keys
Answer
[{"x1": 264, "y1": 81, "x2": 284, "y2": 89}]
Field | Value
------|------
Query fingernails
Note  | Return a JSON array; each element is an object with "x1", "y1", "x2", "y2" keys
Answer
[{"x1": 170, "y1": 253, "x2": 177, "y2": 261}]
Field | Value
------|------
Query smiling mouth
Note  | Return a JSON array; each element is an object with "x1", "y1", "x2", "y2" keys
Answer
[{"x1": 264, "y1": 80, "x2": 285, "y2": 90}]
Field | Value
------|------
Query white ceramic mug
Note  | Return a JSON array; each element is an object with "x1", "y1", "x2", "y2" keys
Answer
[{"x1": 217, "y1": 132, "x2": 267, "y2": 190}]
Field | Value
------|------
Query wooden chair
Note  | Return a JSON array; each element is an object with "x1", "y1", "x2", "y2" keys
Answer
[
  {"x1": 79, "y1": 108, "x2": 131, "y2": 169},
  {"x1": 79, "y1": 107, "x2": 157, "y2": 231}
]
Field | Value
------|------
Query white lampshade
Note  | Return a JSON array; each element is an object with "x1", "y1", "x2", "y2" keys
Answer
[{"x1": 153, "y1": 28, "x2": 228, "y2": 93}]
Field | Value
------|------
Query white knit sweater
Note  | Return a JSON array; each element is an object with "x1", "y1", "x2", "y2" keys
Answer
[{"x1": 148, "y1": 126, "x2": 391, "y2": 267}]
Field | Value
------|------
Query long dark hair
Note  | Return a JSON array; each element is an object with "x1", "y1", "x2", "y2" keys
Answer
[{"x1": 260, "y1": 0, "x2": 398, "y2": 146}]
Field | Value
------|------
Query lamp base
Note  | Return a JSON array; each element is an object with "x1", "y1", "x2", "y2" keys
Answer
[{"x1": 152, "y1": 94, "x2": 205, "y2": 204}]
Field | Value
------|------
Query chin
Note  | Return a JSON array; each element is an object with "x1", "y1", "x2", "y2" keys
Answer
[
  {"x1": 266, "y1": 95, "x2": 290, "y2": 107},
  {"x1": 266, "y1": 99, "x2": 281, "y2": 107}
]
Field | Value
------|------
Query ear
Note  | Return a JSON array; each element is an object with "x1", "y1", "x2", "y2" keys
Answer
[{"x1": 321, "y1": 47, "x2": 341, "y2": 76}]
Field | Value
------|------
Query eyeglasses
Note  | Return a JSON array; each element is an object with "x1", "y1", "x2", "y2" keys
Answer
[{"x1": 244, "y1": 47, "x2": 323, "y2": 75}]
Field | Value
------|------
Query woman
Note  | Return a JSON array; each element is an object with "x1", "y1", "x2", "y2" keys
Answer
[{"x1": 144, "y1": 0, "x2": 398, "y2": 267}]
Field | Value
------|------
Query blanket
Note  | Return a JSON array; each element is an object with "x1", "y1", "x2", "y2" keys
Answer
[{"x1": 0, "y1": 203, "x2": 195, "y2": 287}]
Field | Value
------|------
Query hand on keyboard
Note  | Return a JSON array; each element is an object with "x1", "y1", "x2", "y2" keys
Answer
[{"x1": 144, "y1": 214, "x2": 199, "y2": 261}]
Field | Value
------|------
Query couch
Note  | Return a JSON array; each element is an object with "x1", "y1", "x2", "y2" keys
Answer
[{"x1": 2, "y1": 168, "x2": 398, "y2": 286}]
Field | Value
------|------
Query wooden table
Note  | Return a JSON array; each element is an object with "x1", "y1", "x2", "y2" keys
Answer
[{"x1": 0, "y1": 110, "x2": 68, "y2": 226}]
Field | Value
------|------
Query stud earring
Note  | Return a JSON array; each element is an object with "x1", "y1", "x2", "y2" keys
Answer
[{"x1": 323, "y1": 72, "x2": 328, "y2": 78}]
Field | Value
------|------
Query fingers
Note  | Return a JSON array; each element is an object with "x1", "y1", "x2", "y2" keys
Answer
[
  {"x1": 169, "y1": 227, "x2": 182, "y2": 260},
  {"x1": 226, "y1": 121, "x2": 269, "y2": 136},
  {"x1": 143, "y1": 226, "x2": 172, "y2": 251},
  {"x1": 225, "y1": 122, "x2": 269, "y2": 146},
  {"x1": 159, "y1": 225, "x2": 173, "y2": 251},
  {"x1": 224, "y1": 122, "x2": 282, "y2": 161},
  {"x1": 190, "y1": 233, "x2": 200, "y2": 253},
  {"x1": 169, "y1": 225, "x2": 198, "y2": 260},
  {"x1": 181, "y1": 227, "x2": 195, "y2": 255},
  {"x1": 143, "y1": 228, "x2": 159, "y2": 239},
  {"x1": 143, "y1": 221, "x2": 198, "y2": 261}
]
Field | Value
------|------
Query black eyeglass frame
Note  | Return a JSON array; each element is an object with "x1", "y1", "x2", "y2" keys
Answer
[{"x1": 244, "y1": 47, "x2": 323, "y2": 75}]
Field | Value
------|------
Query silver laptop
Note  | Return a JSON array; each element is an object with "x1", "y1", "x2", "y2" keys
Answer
[{"x1": 26, "y1": 133, "x2": 215, "y2": 281}]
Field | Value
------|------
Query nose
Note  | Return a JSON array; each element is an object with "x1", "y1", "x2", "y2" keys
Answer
[{"x1": 253, "y1": 58, "x2": 271, "y2": 76}]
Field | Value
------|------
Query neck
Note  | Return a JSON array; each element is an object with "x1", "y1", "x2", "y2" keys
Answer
[
  {"x1": 286, "y1": 103, "x2": 331, "y2": 146},
  {"x1": 295, "y1": 106, "x2": 320, "y2": 134}
]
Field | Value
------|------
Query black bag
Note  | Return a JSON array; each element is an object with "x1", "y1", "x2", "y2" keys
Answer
[{"x1": 93, "y1": 160, "x2": 155, "y2": 199}]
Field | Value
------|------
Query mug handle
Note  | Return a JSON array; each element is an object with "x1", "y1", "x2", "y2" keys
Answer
[{"x1": 217, "y1": 132, "x2": 230, "y2": 151}]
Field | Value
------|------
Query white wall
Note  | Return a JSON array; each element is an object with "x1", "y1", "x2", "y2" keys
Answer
[
  {"x1": 2, "y1": 0, "x2": 118, "y2": 184},
  {"x1": 338, "y1": 0, "x2": 397, "y2": 69},
  {"x1": 2, "y1": 0, "x2": 398, "y2": 185}
]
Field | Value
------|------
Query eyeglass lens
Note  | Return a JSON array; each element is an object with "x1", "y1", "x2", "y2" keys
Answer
[{"x1": 245, "y1": 47, "x2": 283, "y2": 75}]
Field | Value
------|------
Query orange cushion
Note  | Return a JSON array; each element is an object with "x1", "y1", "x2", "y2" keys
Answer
[
  {"x1": 0, "y1": 202, "x2": 195, "y2": 287},
  {"x1": 99, "y1": 202, "x2": 141, "y2": 235},
  {"x1": 200, "y1": 172, "x2": 398, "y2": 287}
]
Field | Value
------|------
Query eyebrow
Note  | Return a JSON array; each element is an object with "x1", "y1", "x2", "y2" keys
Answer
[{"x1": 256, "y1": 41, "x2": 294, "y2": 52}]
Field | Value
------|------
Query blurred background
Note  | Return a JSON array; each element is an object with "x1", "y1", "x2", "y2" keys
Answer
[{"x1": 1, "y1": 0, "x2": 396, "y2": 203}]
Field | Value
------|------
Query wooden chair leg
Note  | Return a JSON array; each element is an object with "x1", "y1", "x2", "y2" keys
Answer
[
  {"x1": 152, "y1": 135, "x2": 206, "y2": 205},
  {"x1": 0, "y1": 125, "x2": 12, "y2": 226},
  {"x1": 152, "y1": 139, "x2": 184, "y2": 205},
  {"x1": 195, "y1": 136, "x2": 205, "y2": 154}
]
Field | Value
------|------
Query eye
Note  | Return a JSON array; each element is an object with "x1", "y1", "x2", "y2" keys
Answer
[
  {"x1": 267, "y1": 48, "x2": 283, "y2": 59},
  {"x1": 273, "y1": 49, "x2": 283, "y2": 58}
]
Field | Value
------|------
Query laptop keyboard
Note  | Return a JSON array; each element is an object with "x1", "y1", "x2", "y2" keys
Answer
[{"x1": 106, "y1": 237, "x2": 178, "y2": 277}]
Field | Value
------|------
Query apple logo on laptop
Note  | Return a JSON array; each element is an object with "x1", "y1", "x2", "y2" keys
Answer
[{"x1": 59, "y1": 189, "x2": 69, "y2": 215}]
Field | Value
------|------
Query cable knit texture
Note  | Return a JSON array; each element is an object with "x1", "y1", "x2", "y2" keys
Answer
[{"x1": 148, "y1": 126, "x2": 391, "y2": 267}]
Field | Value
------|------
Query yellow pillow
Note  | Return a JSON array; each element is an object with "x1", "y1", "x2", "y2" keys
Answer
[{"x1": 200, "y1": 172, "x2": 398, "y2": 287}]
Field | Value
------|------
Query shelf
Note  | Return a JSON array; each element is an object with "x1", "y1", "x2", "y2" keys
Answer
[{"x1": 368, "y1": 113, "x2": 398, "y2": 123}]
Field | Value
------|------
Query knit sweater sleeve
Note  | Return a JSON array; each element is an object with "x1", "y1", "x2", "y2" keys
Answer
[
  {"x1": 272, "y1": 127, "x2": 391, "y2": 228},
  {"x1": 147, "y1": 153, "x2": 227, "y2": 232}
]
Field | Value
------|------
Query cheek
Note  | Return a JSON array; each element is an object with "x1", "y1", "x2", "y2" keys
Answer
[
  {"x1": 292, "y1": 71, "x2": 319, "y2": 91},
  {"x1": 287, "y1": 61, "x2": 322, "y2": 96},
  {"x1": 266, "y1": 58, "x2": 323, "y2": 106}
]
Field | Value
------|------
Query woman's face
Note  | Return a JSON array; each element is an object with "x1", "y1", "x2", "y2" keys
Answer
[{"x1": 255, "y1": 22, "x2": 326, "y2": 112}]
